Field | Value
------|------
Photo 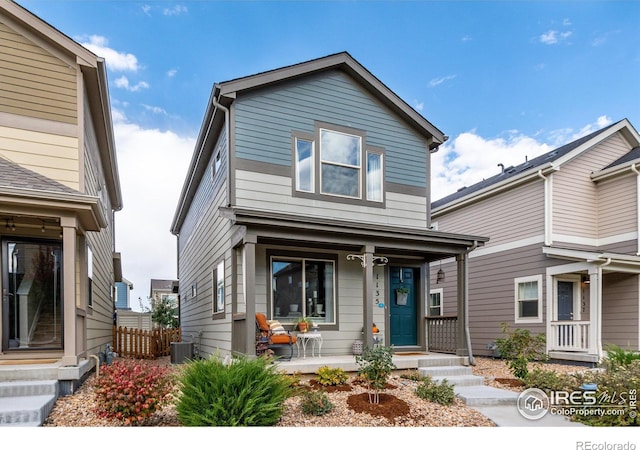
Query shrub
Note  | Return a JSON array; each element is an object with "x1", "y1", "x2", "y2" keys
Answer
[
  {"x1": 494, "y1": 322, "x2": 548, "y2": 380},
  {"x1": 415, "y1": 376, "x2": 455, "y2": 406},
  {"x1": 316, "y1": 366, "x2": 348, "y2": 386},
  {"x1": 604, "y1": 344, "x2": 640, "y2": 370},
  {"x1": 523, "y1": 368, "x2": 577, "y2": 393},
  {"x1": 93, "y1": 358, "x2": 173, "y2": 425},
  {"x1": 175, "y1": 354, "x2": 291, "y2": 426},
  {"x1": 571, "y1": 360, "x2": 640, "y2": 426},
  {"x1": 400, "y1": 369, "x2": 426, "y2": 382},
  {"x1": 355, "y1": 345, "x2": 396, "y2": 404},
  {"x1": 300, "y1": 389, "x2": 335, "y2": 416}
]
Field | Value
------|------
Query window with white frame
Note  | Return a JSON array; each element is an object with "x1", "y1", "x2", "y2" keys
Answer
[
  {"x1": 428, "y1": 288, "x2": 443, "y2": 316},
  {"x1": 293, "y1": 126, "x2": 384, "y2": 203},
  {"x1": 514, "y1": 275, "x2": 543, "y2": 323},
  {"x1": 271, "y1": 256, "x2": 335, "y2": 325},
  {"x1": 212, "y1": 261, "x2": 224, "y2": 314},
  {"x1": 87, "y1": 245, "x2": 93, "y2": 308}
]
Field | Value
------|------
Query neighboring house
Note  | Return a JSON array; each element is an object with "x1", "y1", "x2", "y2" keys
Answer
[
  {"x1": 149, "y1": 278, "x2": 179, "y2": 310},
  {"x1": 115, "y1": 278, "x2": 133, "y2": 310},
  {"x1": 0, "y1": 1, "x2": 123, "y2": 390},
  {"x1": 430, "y1": 119, "x2": 640, "y2": 364},
  {"x1": 170, "y1": 52, "x2": 487, "y2": 360}
]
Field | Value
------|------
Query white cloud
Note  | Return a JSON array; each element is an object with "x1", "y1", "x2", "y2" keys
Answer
[
  {"x1": 142, "y1": 104, "x2": 168, "y2": 115},
  {"x1": 80, "y1": 35, "x2": 141, "y2": 72},
  {"x1": 114, "y1": 75, "x2": 150, "y2": 92},
  {"x1": 113, "y1": 115, "x2": 195, "y2": 310},
  {"x1": 539, "y1": 30, "x2": 572, "y2": 45},
  {"x1": 142, "y1": 5, "x2": 151, "y2": 15},
  {"x1": 429, "y1": 75, "x2": 457, "y2": 87},
  {"x1": 163, "y1": 5, "x2": 188, "y2": 16},
  {"x1": 167, "y1": 69, "x2": 178, "y2": 78},
  {"x1": 413, "y1": 100, "x2": 424, "y2": 112}
]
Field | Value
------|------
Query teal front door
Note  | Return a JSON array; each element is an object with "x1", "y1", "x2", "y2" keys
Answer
[{"x1": 389, "y1": 266, "x2": 418, "y2": 346}]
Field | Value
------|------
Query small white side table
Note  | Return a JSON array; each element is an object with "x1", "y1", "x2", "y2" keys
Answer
[{"x1": 296, "y1": 332, "x2": 322, "y2": 358}]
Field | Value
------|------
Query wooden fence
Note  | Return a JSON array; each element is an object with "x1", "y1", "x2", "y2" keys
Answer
[
  {"x1": 112, "y1": 326, "x2": 182, "y2": 359},
  {"x1": 426, "y1": 316, "x2": 457, "y2": 354}
]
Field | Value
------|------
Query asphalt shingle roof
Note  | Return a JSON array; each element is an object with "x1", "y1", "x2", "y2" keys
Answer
[{"x1": 0, "y1": 156, "x2": 79, "y2": 195}]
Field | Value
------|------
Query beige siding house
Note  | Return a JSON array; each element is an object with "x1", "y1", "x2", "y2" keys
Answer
[
  {"x1": 431, "y1": 119, "x2": 640, "y2": 364},
  {"x1": 0, "y1": 1, "x2": 122, "y2": 392},
  {"x1": 171, "y1": 52, "x2": 487, "y2": 360}
]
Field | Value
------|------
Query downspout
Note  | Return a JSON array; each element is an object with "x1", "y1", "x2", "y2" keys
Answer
[
  {"x1": 537, "y1": 169, "x2": 552, "y2": 246},
  {"x1": 89, "y1": 354, "x2": 100, "y2": 378},
  {"x1": 212, "y1": 98, "x2": 231, "y2": 207},
  {"x1": 631, "y1": 163, "x2": 640, "y2": 255},
  {"x1": 465, "y1": 240, "x2": 479, "y2": 365}
]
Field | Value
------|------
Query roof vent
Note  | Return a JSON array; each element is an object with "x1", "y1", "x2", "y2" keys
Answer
[
  {"x1": 457, "y1": 186, "x2": 467, "y2": 192},
  {"x1": 505, "y1": 166, "x2": 516, "y2": 174},
  {"x1": 498, "y1": 163, "x2": 505, "y2": 173}
]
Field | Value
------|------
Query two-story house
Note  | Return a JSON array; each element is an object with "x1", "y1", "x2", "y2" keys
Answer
[
  {"x1": 430, "y1": 119, "x2": 640, "y2": 365},
  {"x1": 0, "y1": 1, "x2": 122, "y2": 391},
  {"x1": 170, "y1": 52, "x2": 487, "y2": 359}
]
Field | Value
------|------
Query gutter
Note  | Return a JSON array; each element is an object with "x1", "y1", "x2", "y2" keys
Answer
[
  {"x1": 465, "y1": 240, "x2": 479, "y2": 366},
  {"x1": 632, "y1": 163, "x2": 640, "y2": 256}
]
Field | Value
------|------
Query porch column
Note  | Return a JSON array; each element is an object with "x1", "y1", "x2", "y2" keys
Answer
[
  {"x1": 60, "y1": 216, "x2": 78, "y2": 366},
  {"x1": 362, "y1": 246, "x2": 374, "y2": 349},
  {"x1": 243, "y1": 237, "x2": 257, "y2": 356},
  {"x1": 456, "y1": 253, "x2": 469, "y2": 357},
  {"x1": 588, "y1": 269, "x2": 602, "y2": 358}
]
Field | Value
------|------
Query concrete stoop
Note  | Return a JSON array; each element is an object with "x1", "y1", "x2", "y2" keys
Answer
[{"x1": 0, "y1": 380, "x2": 59, "y2": 427}]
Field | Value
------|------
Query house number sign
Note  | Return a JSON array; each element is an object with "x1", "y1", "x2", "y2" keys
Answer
[{"x1": 373, "y1": 266, "x2": 385, "y2": 308}]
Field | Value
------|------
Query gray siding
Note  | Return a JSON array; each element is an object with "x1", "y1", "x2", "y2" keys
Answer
[
  {"x1": 234, "y1": 70, "x2": 429, "y2": 188},
  {"x1": 602, "y1": 272, "x2": 639, "y2": 351},
  {"x1": 178, "y1": 128, "x2": 233, "y2": 356}
]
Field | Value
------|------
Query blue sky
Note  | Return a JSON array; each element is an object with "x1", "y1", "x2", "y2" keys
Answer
[{"x1": 13, "y1": 0, "x2": 640, "y2": 314}]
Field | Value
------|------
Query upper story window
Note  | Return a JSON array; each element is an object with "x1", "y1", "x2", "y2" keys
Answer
[{"x1": 294, "y1": 125, "x2": 384, "y2": 204}]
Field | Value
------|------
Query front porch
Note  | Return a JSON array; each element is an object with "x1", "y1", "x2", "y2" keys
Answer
[{"x1": 549, "y1": 320, "x2": 599, "y2": 364}]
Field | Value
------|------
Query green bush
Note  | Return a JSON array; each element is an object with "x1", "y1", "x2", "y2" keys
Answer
[
  {"x1": 571, "y1": 360, "x2": 640, "y2": 426},
  {"x1": 415, "y1": 376, "x2": 455, "y2": 406},
  {"x1": 300, "y1": 389, "x2": 334, "y2": 416},
  {"x1": 316, "y1": 366, "x2": 348, "y2": 386},
  {"x1": 93, "y1": 358, "x2": 173, "y2": 425},
  {"x1": 175, "y1": 354, "x2": 291, "y2": 426},
  {"x1": 400, "y1": 369, "x2": 427, "y2": 382},
  {"x1": 494, "y1": 322, "x2": 548, "y2": 380},
  {"x1": 355, "y1": 345, "x2": 397, "y2": 404},
  {"x1": 604, "y1": 344, "x2": 640, "y2": 370},
  {"x1": 523, "y1": 368, "x2": 577, "y2": 393}
]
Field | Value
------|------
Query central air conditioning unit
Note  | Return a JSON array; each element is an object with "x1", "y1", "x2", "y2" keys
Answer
[{"x1": 170, "y1": 341, "x2": 194, "y2": 364}]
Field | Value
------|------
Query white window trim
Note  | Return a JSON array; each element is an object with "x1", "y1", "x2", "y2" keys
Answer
[
  {"x1": 514, "y1": 274, "x2": 543, "y2": 324},
  {"x1": 428, "y1": 288, "x2": 443, "y2": 317}
]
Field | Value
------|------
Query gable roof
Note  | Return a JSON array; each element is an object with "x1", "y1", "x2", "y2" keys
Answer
[
  {"x1": 0, "y1": 0, "x2": 123, "y2": 211},
  {"x1": 171, "y1": 52, "x2": 447, "y2": 234},
  {"x1": 432, "y1": 118, "x2": 640, "y2": 214}
]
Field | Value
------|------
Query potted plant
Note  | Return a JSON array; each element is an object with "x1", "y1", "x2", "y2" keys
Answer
[
  {"x1": 297, "y1": 317, "x2": 313, "y2": 333},
  {"x1": 395, "y1": 287, "x2": 409, "y2": 305}
]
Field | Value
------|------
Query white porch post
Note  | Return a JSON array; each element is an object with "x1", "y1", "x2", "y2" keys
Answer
[
  {"x1": 588, "y1": 269, "x2": 602, "y2": 358},
  {"x1": 362, "y1": 246, "x2": 374, "y2": 349}
]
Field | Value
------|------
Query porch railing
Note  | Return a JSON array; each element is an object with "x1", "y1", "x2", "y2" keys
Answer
[
  {"x1": 426, "y1": 315, "x2": 457, "y2": 354},
  {"x1": 550, "y1": 321, "x2": 590, "y2": 352}
]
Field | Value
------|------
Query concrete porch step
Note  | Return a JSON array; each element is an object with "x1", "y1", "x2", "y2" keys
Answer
[
  {"x1": 454, "y1": 385, "x2": 519, "y2": 406},
  {"x1": 0, "y1": 380, "x2": 59, "y2": 427}
]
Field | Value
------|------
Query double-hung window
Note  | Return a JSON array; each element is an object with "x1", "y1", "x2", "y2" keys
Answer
[
  {"x1": 294, "y1": 125, "x2": 384, "y2": 203},
  {"x1": 514, "y1": 275, "x2": 542, "y2": 323},
  {"x1": 428, "y1": 288, "x2": 443, "y2": 316}
]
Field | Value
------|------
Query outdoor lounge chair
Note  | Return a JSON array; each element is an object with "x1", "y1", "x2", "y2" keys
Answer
[{"x1": 255, "y1": 312, "x2": 297, "y2": 361}]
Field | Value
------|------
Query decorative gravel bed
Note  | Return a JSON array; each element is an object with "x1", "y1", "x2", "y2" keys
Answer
[{"x1": 42, "y1": 356, "x2": 590, "y2": 427}]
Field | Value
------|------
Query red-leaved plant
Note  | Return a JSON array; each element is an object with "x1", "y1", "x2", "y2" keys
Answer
[{"x1": 93, "y1": 358, "x2": 173, "y2": 425}]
